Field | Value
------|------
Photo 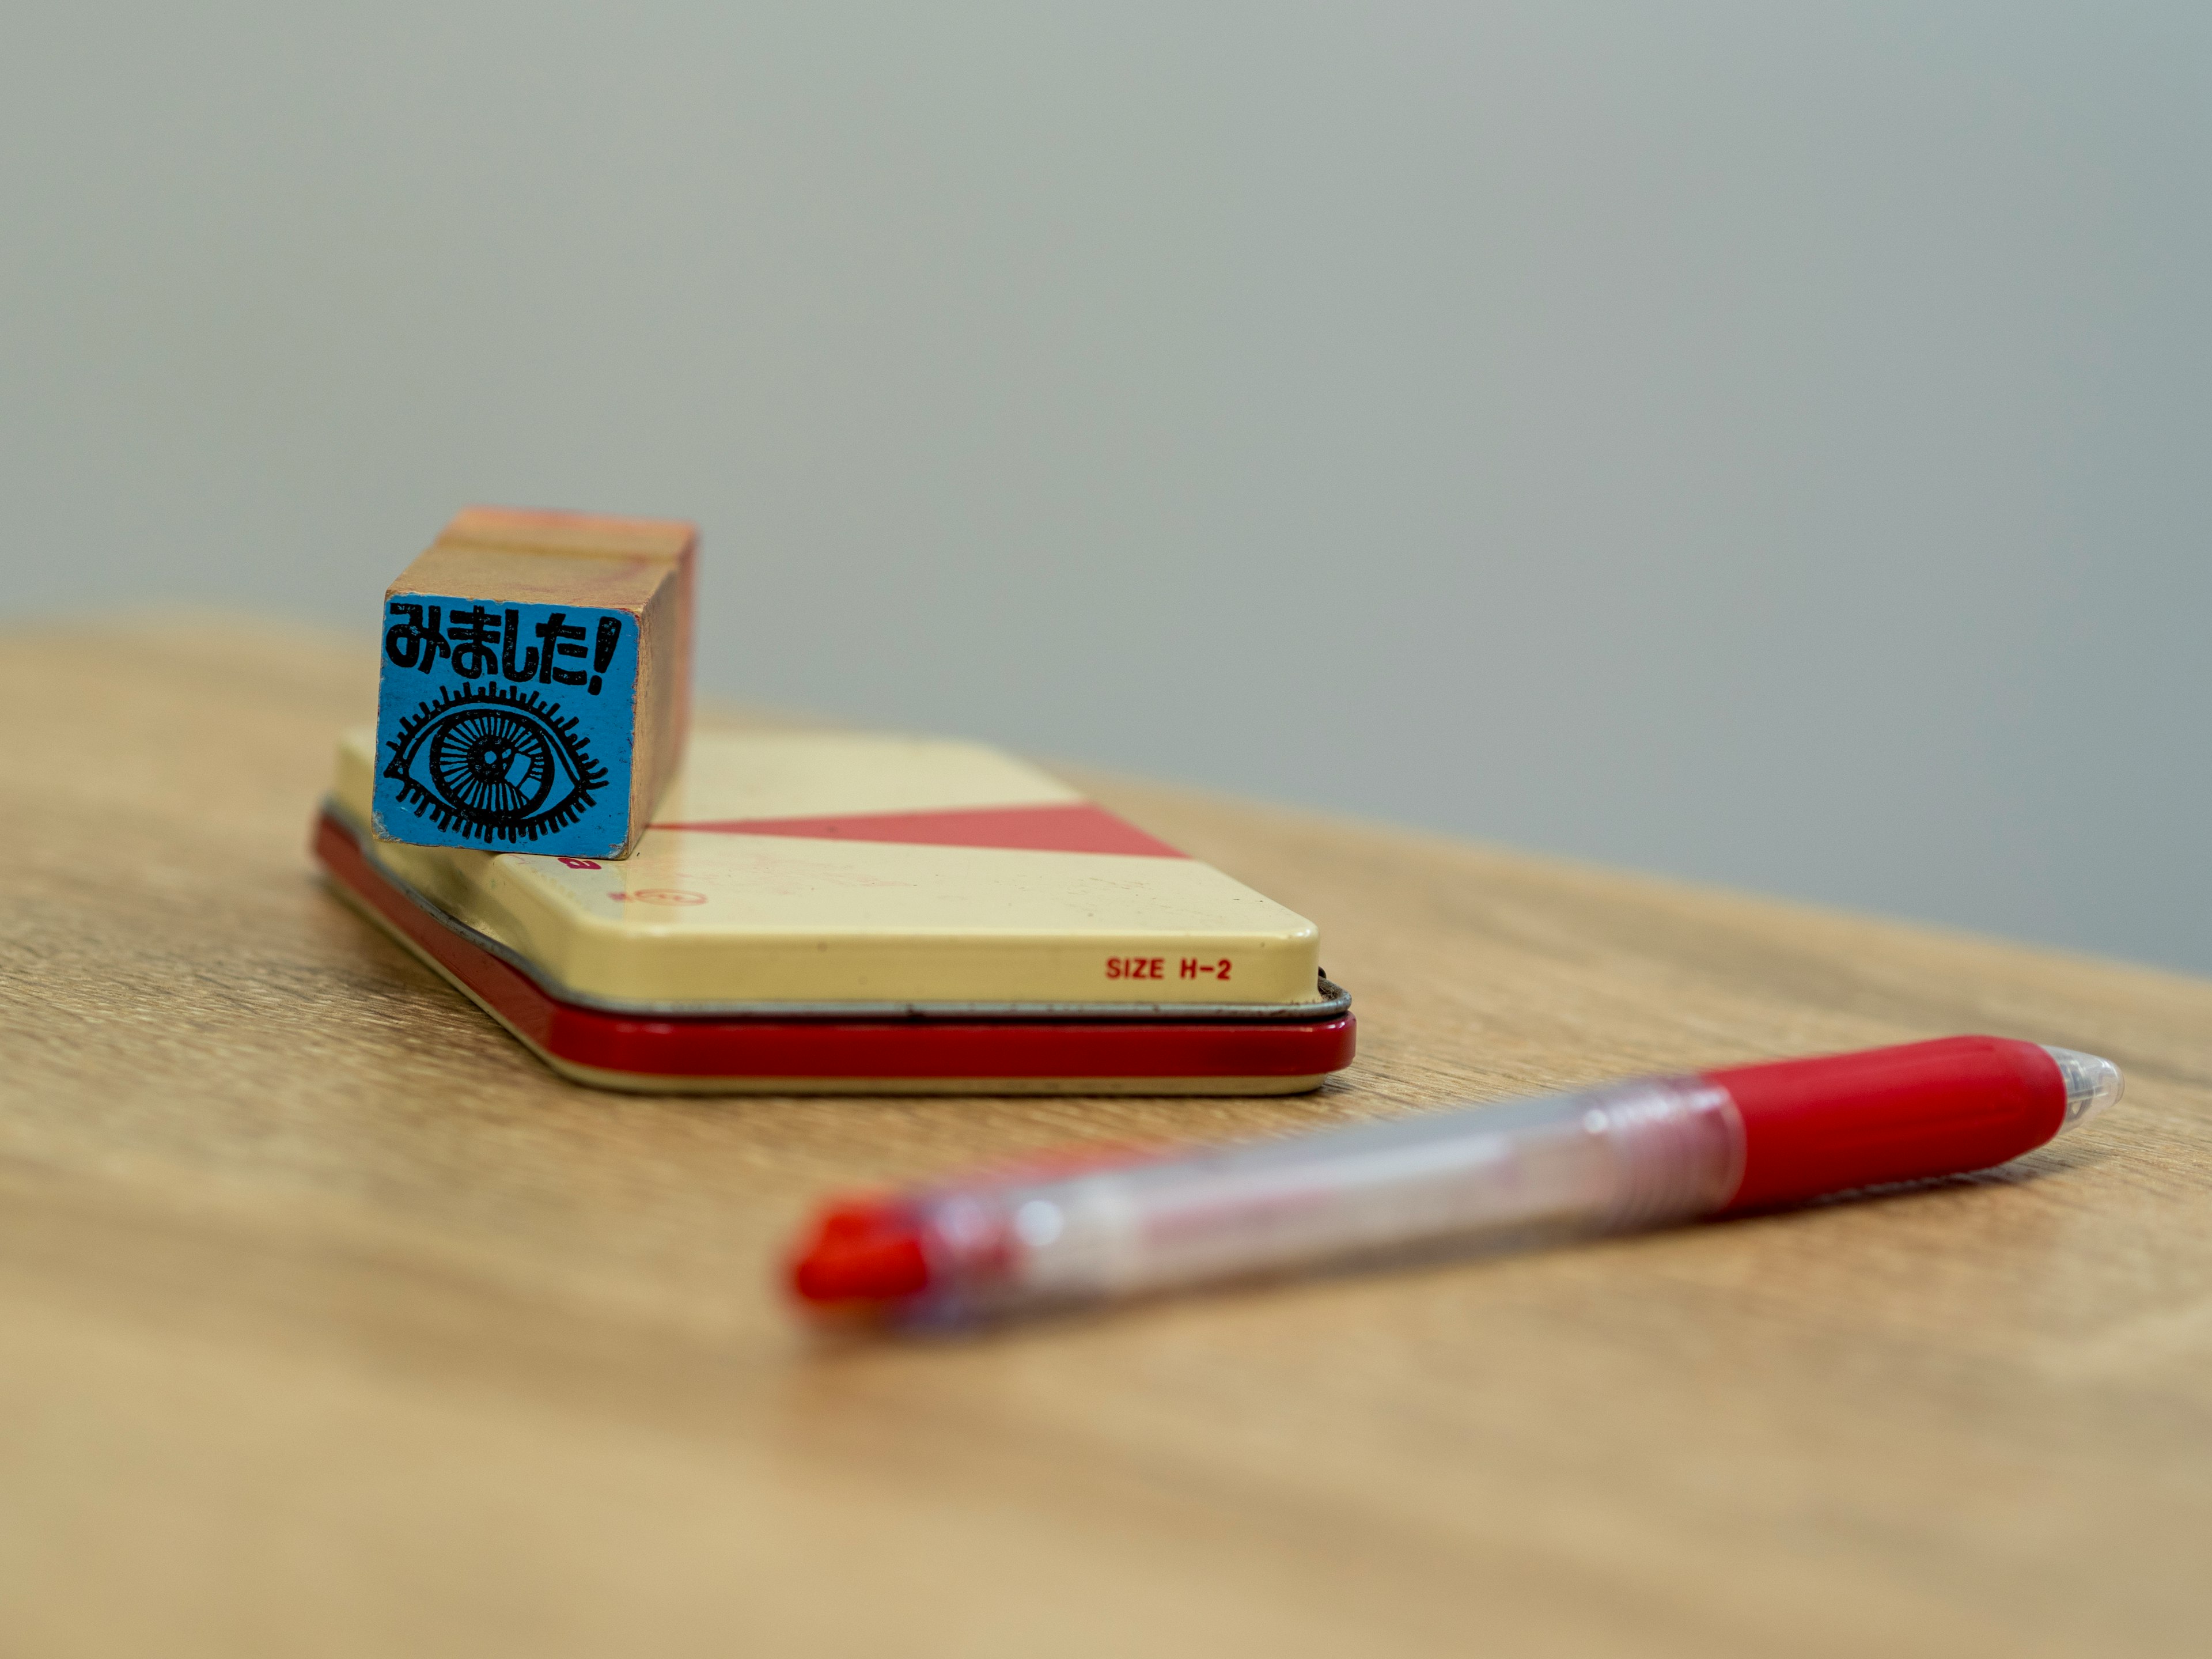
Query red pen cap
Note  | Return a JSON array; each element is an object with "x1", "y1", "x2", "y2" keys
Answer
[
  {"x1": 1710, "y1": 1035, "x2": 2069, "y2": 1211},
  {"x1": 790, "y1": 1201, "x2": 932, "y2": 1304}
]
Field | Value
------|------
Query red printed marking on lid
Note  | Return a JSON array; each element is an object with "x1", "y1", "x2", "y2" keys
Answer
[{"x1": 654, "y1": 801, "x2": 1187, "y2": 858}]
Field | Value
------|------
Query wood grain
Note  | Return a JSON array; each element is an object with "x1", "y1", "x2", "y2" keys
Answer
[{"x1": 3, "y1": 620, "x2": 2208, "y2": 1658}]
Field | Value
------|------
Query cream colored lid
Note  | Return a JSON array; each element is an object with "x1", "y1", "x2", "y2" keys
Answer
[{"x1": 338, "y1": 726, "x2": 1324, "y2": 1009}]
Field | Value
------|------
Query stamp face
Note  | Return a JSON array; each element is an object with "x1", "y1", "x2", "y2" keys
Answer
[{"x1": 373, "y1": 595, "x2": 635, "y2": 853}]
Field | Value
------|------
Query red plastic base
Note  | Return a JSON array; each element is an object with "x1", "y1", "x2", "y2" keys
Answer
[{"x1": 312, "y1": 810, "x2": 1357, "y2": 1088}]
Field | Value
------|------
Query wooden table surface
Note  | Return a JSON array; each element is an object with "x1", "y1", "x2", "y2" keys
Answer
[{"x1": 5, "y1": 621, "x2": 2209, "y2": 1658}]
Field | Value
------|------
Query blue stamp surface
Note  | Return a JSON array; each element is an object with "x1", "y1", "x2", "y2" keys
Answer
[{"x1": 373, "y1": 596, "x2": 635, "y2": 855}]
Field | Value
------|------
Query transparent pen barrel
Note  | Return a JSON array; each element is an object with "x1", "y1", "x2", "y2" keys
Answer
[{"x1": 915, "y1": 1078, "x2": 1744, "y2": 1317}]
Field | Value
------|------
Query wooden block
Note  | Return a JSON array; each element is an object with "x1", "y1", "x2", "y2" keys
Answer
[{"x1": 372, "y1": 506, "x2": 696, "y2": 858}]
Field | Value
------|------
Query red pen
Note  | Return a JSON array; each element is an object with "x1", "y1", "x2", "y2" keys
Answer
[{"x1": 790, "y1": 1036, "x2": 2122, "y2": 1324}]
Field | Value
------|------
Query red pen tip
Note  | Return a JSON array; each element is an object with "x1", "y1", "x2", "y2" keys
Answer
[{"x1": 790, "y1": 1201, "x2": 932, "y2": 1305}]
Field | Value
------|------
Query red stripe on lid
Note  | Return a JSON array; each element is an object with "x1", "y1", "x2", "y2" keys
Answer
[{"x1": 653, "y1": 801, "x2": 1187, "y2": 858}]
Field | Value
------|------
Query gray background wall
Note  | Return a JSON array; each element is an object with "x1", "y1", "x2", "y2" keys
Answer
[{"x1": 5, "y1": 4, "x2": 2207, "y2": 974}]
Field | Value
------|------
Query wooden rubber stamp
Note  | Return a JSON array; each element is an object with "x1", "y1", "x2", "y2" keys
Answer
[{"x1": 373, "y1": 506, "x2": 696, "y2": 858}]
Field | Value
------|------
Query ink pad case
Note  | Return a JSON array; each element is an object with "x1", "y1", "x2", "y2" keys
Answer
[{"x1": 313, "y1": 727, "x2": 1355, "y2": 1093}]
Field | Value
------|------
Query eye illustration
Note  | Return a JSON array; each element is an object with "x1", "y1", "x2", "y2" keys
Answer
[{"x1": 383, "y1": 683, "x2": 609, "y2": 844}]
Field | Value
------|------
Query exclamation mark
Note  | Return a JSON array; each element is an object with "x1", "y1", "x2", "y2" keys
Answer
[{"x1": 590, "y1": 616, "x2": 620, "y2": 695}]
